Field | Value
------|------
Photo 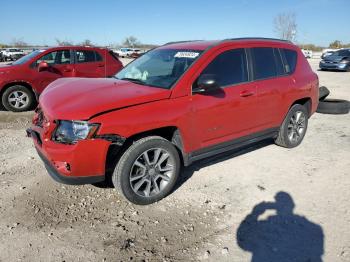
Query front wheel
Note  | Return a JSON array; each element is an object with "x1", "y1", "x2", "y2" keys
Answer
[
  {"x1": 112, "y1": 136, "x2": 181, "y2": 205},
  {"x1": 275, "y1": 104, "x2": 308, "y2": 148}
]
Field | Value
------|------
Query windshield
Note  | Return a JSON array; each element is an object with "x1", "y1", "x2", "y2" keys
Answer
[
  {"x1": 331, "y1": 49, "x2": 350, "y2": 57},
  {"x1": 115, "y1": 48, "x2": 202, "y2": 89},
  {"x1": 12, "y1": 50, "x2": 44, "y2": 65}
]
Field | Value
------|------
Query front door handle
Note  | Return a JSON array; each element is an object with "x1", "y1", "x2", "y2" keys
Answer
[
  {"x1": 63, "y1": 68, "x2": 72, "y2": 72},
  {"x1": 240, "y1": 90, "x2": 255, "y2": 97},
  {"x1": 98, "y1": 64, "x2": 105, "y2": 67}
]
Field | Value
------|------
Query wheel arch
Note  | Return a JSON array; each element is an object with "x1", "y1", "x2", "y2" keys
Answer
[
  {"x1": 0, "y1": 81, "x2": 37, "y2": 103},
  {"x1": 104, "y1": 126, "x2": 187, "y2": 184},
  {"x1": 291, "y1": 97, "x2": 312, "y2": 117}
]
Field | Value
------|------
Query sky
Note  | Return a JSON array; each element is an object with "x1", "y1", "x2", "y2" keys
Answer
[{"x1": 0, "y1": 0, "x2": 349, "y2": 47}]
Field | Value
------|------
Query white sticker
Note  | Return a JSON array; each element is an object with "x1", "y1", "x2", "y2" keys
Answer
[{"x1": 174, "y1": 52, "x2": 199, "y2": 58}]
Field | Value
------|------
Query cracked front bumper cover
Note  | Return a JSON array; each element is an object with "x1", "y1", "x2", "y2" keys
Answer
[{"x1": 36, "y1": 148, "x2": 105, "y2": 185}]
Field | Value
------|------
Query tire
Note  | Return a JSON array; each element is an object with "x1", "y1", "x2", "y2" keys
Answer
[
  {"x1": 275, "y1": 104, "x2": 308, "y2": 148},
  {"x1": 112, "y1": 136, "x2": 181, "y2": 205},
  {"x1": 319, "y1": 86, "x2": 330, "y2": 101},
  {"x1": 316, "y1": 99, "x2": 350, "y2": 115},
  {"x1": 1, "y1": 85, "x2": 35, "y2": 112}
]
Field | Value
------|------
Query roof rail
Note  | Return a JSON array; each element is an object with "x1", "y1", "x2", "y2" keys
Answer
[
  {"x1": 163, "y1": 40, "x2": 203, "y2": 46},
  {"x1": 223, "y1": 37, "x2": 292, "y2": 43}
]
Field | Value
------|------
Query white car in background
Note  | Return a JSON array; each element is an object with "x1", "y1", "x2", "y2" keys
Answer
[
  {"x1": 115, "y1": 48, "x2": 133, "y2": 58},
  {"x1": 302, "y1": 49, "x2": 313, "y2": 59},
  {"x1": 2, "y1": 48, "x2": 25, "y2": 61},
  {"x1": 115, "y1": 48, "x2": 145, "y2": 58}
]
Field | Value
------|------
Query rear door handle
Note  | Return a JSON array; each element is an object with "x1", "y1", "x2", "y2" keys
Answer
[
  {"x1": 63, "y1": 68, "x2": 72, "y2": 72},
  {"x1": 98, "y1": 64, "x2": 105, "y2": 67},
  {"x1": 240, "y1": 90, "x2": 255, "y2": 97}
]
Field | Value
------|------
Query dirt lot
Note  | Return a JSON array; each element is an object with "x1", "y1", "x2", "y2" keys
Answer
[{"x1": 0, "y1": 59, "x2": 349, "y2": 262}]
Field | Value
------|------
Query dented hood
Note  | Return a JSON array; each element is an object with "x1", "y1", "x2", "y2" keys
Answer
[{"x1": 40, "y1": 78, "x2": 171, "y2": 120}]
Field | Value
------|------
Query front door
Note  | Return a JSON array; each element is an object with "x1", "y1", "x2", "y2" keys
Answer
[
  {"x1": 191, "y1": 48, "x2": 258, "y2": 150},
  {"x1": 32, "y1": 49, "x2": 74, "y2": 93}
]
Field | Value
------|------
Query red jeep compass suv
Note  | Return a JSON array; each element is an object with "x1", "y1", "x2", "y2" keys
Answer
[
  {"x1": 0, "y1": 46, "x2": 123, "y2": 112},
  {"x1": 28, "y1": 38, "x2": 319, "y2": 205}
]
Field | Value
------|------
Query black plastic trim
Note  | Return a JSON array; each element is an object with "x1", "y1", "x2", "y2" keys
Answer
[
  {"x1": 95, "y1": 134, "x2": 126, "y2": 145},
  {"x1": 185, "y1": 128, "x2": 279, "y2": 165}
]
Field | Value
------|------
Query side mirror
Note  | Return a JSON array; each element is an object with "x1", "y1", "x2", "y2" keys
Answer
[
  {"x1": 193, "y1": 74, "x2": 220, "y2": 93},
  {"x1": 38, "y1": 61, "x2": 49, "y2": 72}
]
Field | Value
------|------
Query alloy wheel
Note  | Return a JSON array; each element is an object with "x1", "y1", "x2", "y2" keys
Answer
[
  {"x1": 8, "y1": 91, "x2": 29, "y2": 109},
  {"x1": 129, "y1": 148, "x2": 175, "y2": 197},
  {"x1": 287, "y1": 110, "x2": 306, "y2": 144}
]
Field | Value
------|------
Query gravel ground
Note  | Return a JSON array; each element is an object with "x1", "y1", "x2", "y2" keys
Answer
[{"x1": 0, "y1": 59, "x2": 349, "y2": 262}]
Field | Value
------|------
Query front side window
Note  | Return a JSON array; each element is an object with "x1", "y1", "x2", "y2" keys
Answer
[
  {"x1": 115, "y1": 49, "x2": 202, "y2": 89},
  {"x1": 76, "y1": 50, "x2": 96, "y2": 63},
  {"x1": 36, "y1": 50, "x2": 71, "y2": 65},
  {"x1": 251, "y1": 47, "x2": 278, "y2": 80},
  {"x1": 199, "y1": 48, "x2": 248, "y2": 87}
]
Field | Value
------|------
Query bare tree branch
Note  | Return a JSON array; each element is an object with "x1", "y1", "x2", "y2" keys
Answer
[
  {"x1": 122, "y1": 36, "x2": 141, "y2": 48},
  {"x1": 11, "y1": 38, "x2": 28, "y2": 47},
  {"x1": 80, "y1": 39, "x2": 94, "y2": 46},
  {"x1": 55, "y1": 38, "x2": 74, "y2": 46},
  {"x1": 274, "y1": 13, "x2": 297, "y2": 41}
]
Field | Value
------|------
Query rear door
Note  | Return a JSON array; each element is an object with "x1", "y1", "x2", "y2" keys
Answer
[
  {"x1": 251, "y1": 47, "x2": 292, "y2": 129},
  {"x1": 73, "y1": 49, "x2": 106, "y2": 78},
  {"x1": 31, "y1": 49, "x2": 74, "y2": 93}
]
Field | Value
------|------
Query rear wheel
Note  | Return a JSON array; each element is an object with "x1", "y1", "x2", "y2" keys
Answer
[
  {"x1": 275, "y1": 104, "x2": 308, "y2": 148},
  {"x1": 1, "y1": 85, "x2": 35, "y2": 112},
  {"x1": 112, "y1": 136, "x2": 180, "y2": 205}
]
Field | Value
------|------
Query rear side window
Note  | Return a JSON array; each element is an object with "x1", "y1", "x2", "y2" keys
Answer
[
  {"x1": 273, "y1": 48, "x2": 285, "y2": 76},
  {"x1": 76, "y1": 50, "x2": 97, "y2": 63},
  {"x1": 200, "y1": 48, "x2": 248, "y2": 87},
  {"x1": 109, "y1": 50, "x2": 120, "y2": 60},
  {"x1": 251, "y1": 47, "x2": 278, "y2": 80},
  {"x1": 95, "y1": 51, "x2": 103, "y2": 61},
  {"x1": 280, "y1": 48, "x2": 297, "y2": 74}
]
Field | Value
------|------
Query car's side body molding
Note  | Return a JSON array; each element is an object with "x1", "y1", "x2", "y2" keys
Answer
[{"x1": 184, "y1": 127, "x2": 279, "y2": 166}]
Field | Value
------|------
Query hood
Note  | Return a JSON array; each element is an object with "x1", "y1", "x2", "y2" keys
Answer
[
  {"x1": 324, "y1": 55, "x2": 349, "y2": 62},
  {"x1": 0, "y1": 64, "x2": 16, "y2": 71},
  {"x1": 40, "y1": 78, "x2": 171, "y2": 120}
]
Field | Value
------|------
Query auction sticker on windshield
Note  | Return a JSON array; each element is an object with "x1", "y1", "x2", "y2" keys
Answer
[{"x1": 174, "y1": 52, "x2": 200, "y2": 58}]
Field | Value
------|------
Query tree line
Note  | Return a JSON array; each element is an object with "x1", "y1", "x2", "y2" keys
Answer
[{"x1": 0, "y1": 37, "x2": 158, "y2": 49}]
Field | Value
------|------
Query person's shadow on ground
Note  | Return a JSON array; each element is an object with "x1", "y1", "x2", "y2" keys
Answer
[{"x1": 236, "y1": 191, "x2": 324, "y2": 262}]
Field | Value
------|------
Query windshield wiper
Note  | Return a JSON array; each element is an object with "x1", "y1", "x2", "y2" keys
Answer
[{"x1": 118, "y1": 77, "x2": 146, "y2": 85}]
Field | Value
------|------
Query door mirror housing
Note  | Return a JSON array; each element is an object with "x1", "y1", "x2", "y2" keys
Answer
[
  {"x1": 193, "y1": 74, "x2": 220, "y2": 93},
  {"x1": 38, "y1": 61, "x2": 49, "y2": 72}
]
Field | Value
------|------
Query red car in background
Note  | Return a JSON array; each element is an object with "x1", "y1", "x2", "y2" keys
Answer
[{"x1": 0, "y1": 46, "x2": 123, "y2": 112}]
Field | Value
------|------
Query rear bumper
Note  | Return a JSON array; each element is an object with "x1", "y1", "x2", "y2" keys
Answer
[{"x1": 27, "y1": 128, "x2": 110, "y2": 185}]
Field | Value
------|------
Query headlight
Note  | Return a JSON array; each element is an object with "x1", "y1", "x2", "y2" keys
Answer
[
  {"x1": 340, "y1": 60, "x2": 349, "y2": 64},
  {"x1": 53, "y1": 120, "x2": 100, "y2": 144}
]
